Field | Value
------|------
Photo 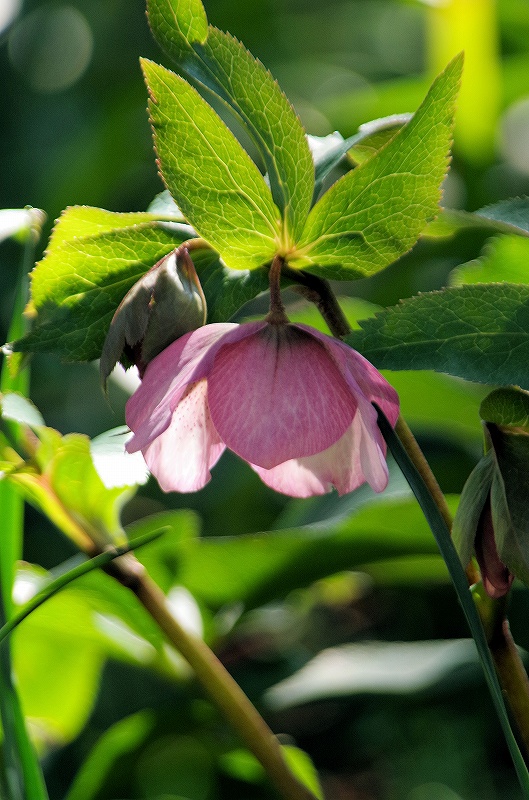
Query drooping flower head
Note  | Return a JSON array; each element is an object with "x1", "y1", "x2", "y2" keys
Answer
[{"x1": 125, "y1": 315, "x2": 399, "y2": 498}]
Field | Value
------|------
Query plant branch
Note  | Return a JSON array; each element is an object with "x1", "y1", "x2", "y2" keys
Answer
[{"x1": 104, "y1": 553, "x2": 319, "y2": 800}]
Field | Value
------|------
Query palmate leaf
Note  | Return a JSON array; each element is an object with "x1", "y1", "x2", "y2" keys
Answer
[
  {"x1": 347, "y1": 283, "x2": 529, "y2": 388},
  {"x1": 147, "y1": 1, "x2": 314, "y2": 242},
  {"x1": 291, "y1": 55, "x2": 463, "y2": 279},
  {"x1": 142, "y1": 58, "x2": 282, "y2": 271}
]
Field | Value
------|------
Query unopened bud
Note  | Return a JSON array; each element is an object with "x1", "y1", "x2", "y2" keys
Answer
[
  {"x1": 454, "y1": 387, "x2": 529, "y2": 598},
  {"x1": 100, "y1": 245, "x2": 206, "y2": 387}
]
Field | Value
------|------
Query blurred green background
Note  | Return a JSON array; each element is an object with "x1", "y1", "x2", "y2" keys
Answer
[{"x1": 2, "y1": 1, "x2": 529, "y2": 799}]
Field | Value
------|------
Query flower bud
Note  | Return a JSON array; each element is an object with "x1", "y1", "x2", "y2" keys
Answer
[
  {"x1": 454, "y1": 387, "x2": 529, "y2": 598},
  {"x1": 100, "y1": 245, "x2": 206, "y2": 387}
]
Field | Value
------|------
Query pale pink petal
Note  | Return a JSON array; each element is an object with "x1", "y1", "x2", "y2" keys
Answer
[
  {"x1": 253, "y1": 400, "x2": 389, "y2": 497},
  {"x1": 293, "y1": 324, "x2": 399, "y2": 426},
  {"x1": 126, "y1": 322, "x2": 264, "y2": 452},
  {"x1": 207, "y1": 324, "x2": 357, "y2": 469},
  {"x1": 142, "y1": 379, "x2": 225, "y2": 492}
]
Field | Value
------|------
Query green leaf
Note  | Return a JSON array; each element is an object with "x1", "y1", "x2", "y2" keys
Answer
[
  {"x1": 292, "y1": 55, "x2": 463, "y2": 279},
  {"x1": 195, "y1": 249, "x2": 269, "y2": 322},
  {"x1": 196, "y1": 28, "x2": 314, "y2": 243},
  {"x1": 347, "y1": 283, "x2": 529, "y2": 387},
  {"x1": 346, "y1": 114, "x2": 413, "y2": 166},
  {"x1": 480, "y1": 387, "x2": 529, "y2": 429},
  {"x1": 452, "y1": 235, "x2": 529, "y2": 285},
  {"x1": 147, "y1": 6, "x2": 314, "y2": 241},
  {"x1": 12, "y1": 596, "x2": 106, "y2": 745},
  {"x1": 488, "y1": 427, "x2": 529, "y2": 586},
  {"x1": 65, "y1": 711, "x2": 157, "y2": 800},
  {"x1": 427, "y1": 197, "x2": 529, "y2": 239},
  {"x1": 310, "y1": 114, "x2": 412, "y2": 202},
  {"x1": 0, "y1": 392, "x2": 45, "y2": 429},
  {"x1": 7, "y1": 425, "x2": 132, "y2": 549},
  {"x1": 267, "y1": 639, "x2": 478, "y2": 708},
  {"x1": 12, "y1": 208, "x2": 189, "y2": 362},
  {"x1": 11, "y1": 205, "x2": 273, "y2": 362},
  {"x1": 142, "y1": 59, "x2": 281, "y2": 271},
  {"x1": 452, "y1": 451, "x2": 494, "y2": 569},
  {"x1": 281, "y1": 747, "x2": 323, "y2": 800},
  {"x1": 46, "y1": 205, "x2": 185, "y2": 248},
  {"x1": 178, "y1": 497, "x2": 447, "y2": 610},
  {"x1": 146, "y1": 0, "x2": 208, "y2": 59}
]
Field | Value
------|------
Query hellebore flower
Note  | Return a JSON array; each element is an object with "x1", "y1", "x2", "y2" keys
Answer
[{"x1": 125, "y1": 320, "x2": 399, "y2": 497}]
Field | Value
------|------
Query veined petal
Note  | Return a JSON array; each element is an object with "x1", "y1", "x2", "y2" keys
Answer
[
  {"x1": 126, "y1": 322, "x2": 264, "y2": 452},
  {"x1": 207, "y1": 324, "x2": 357, "y2": 469},
  {"x1": 293, "y1": 323, "x2": 399, "y2": 425},
  {"x1": 253, "y1": 402, "x2": 388, "y2": 497},
  {"x1": 142, "y1": 380, "x2": 225, "y2": 492}
]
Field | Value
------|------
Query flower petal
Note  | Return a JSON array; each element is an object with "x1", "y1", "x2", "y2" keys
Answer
[
  {"x1": 252, "y1": 401, "x2": 389, "y2": 498},
  {"x1": 126, "y1": 322, "x2": 263, "y2": 452},
  {"x1": 294, "y1": 323, "x2": 399, "y2": 426},
  {"x1": 142, "y1": 379, "x2": 225, "y2": 492},
  {"x1": 207, "y1": 324, "x2": 358, "y2": 469}
]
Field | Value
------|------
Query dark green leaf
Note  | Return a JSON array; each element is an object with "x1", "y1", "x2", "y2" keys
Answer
[
  {"x1": 428, "y1": 197, "x2": 529, "y2": 239},
  {"x1": 480, "y1": 387, "x2": 529, "y2": 428},
  {"x1": 65, "y1": 711, "x2": 156, "y2": 800},
  {"x1": 292, "y1": 56, "x2": 462, "y2": 279},
  {"x1": 142, "y1": 58, "x2": 281, "y2": 271},
  {"x1": 347, "y1": 283, "x2": 529, "y2": 388},
  {"x1": 195, "y1": 249, "x2": 269, "y2": 322},
  {"x1": 452, "y1": 451, "x2": 494, "y2": 568},
  {"x1": 489, "y1": 427, "x2": 529, "y2": 586},
  {"x1": 178, "y1": 497, "x2": 447, "y2": 610}
]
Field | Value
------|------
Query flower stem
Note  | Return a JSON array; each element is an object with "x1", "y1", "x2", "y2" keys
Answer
[
  {"x1": 104, "y1": 554, "x2": 319, "y2": 800},
  {"x1": 289, "y1": 268, "x2": 529, "y2": 759},
  {"x1": 281, "y1": 267, "x2": 351, "y2": 337},
  {"x1": 267, "y1": 256, "x2": 290, "y2": 325},
  {"x1": 479, "y1": 592, "x2": 529, "y2": 758}
]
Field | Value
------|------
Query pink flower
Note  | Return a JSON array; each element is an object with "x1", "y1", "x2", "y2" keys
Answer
[{"x1": 125, "y1": 321, "x2": 399, "y2": 498}]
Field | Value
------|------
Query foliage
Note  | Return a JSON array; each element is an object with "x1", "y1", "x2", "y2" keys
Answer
[{"x1": 3, "y1": 1, "x2": 529, "y2": 799}]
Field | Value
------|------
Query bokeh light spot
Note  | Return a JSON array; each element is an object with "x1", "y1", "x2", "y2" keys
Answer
[
  {"x1": 500, "y1": 97, "x2": 529, "y2": 176},
  {"x1": 8, "y1": 5, "x2": 93, "y2": 93}
]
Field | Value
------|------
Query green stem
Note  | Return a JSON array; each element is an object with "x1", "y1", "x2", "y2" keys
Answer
[
  {"x1": 289, "y1": 269, "x2": 529, "y2": 770},
  {"x1": 104, "y1": 555, "x2": 318, "y2": 800}
]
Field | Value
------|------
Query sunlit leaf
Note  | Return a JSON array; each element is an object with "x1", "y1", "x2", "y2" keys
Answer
[
  {"x1": 147, "y1": 6, "x2": 314, "y2": 241},
  {"x1": 12, "y1": 207, "x2": 190, "y2": 362},
  {"x1": 292, "y1": 56, "x2": 462, "y2": 279},
  {"x1": 146, "y1": 0, "x2": 208, "y2": 59},
  {"x1": 142, "y1": 58, "x2": 281, "y2": 271},
  {"x1": 452, "y1": 235, "x2": 529, "y2": 285},
  {"x1": 281, "y1": 746, "x2": 324, "y2": 800}
]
